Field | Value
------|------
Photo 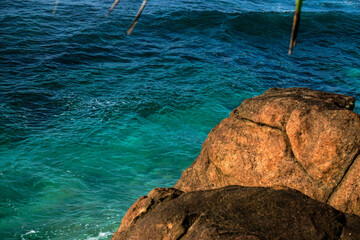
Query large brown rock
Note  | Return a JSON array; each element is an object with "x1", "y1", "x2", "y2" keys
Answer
[
  {"x1": 174, "y1": 88, "x2": 360, "y2": 215},
  {"x1": 112, "y1": 186, "x2": 360, "y2": 240}
]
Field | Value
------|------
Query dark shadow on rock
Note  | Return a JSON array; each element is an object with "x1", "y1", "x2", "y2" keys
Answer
[{"x1": 112, "y1": 186, "x2": 360, "y2": 240}]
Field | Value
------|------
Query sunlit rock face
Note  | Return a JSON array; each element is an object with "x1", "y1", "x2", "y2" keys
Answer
[{"x1": 175, "y1": 87, "x2": 360, "y2": 216}]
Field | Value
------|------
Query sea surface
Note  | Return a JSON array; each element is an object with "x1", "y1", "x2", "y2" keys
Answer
[{"x1": 1, "y1": 0, "x2": 359, "y2": 239}]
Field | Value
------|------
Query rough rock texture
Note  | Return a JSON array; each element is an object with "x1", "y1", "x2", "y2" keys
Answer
[
  {"x1": 174, "y1": 88, "x2": 360, "y2": 216},
  {"x1": 112, "y1": 186, "x2": 360, "y2": 240},
  {"x1": 115, "y1": 188, "x2": 183, "y2": 235}
]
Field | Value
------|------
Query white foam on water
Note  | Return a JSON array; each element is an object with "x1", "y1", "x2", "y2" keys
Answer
[
  {"x1": 24, "y1": 230, "x2": 37, "y2": 235},
  {"x1": 21, "y1": 230, "x2": 38, "y2": 240},
  {"x1": 86, "y1": 231, "x2": 113, "y2": 240}
]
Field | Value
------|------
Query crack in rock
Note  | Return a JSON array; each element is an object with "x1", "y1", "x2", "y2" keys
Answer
[
  {"x1": 176, "y1": 214, "x2": 200, "y2": 240},
  {"x1": 237, "y1": 117, "x2": 284, "y2": 132},
  {"x1": 326, "y1": 149, "x2": 360, "y2": 204},
  {"x1": 237, "y1": 116, "x2": 315, "y2": 183}
]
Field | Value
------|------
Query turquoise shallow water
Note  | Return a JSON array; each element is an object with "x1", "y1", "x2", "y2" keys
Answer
[{"x1": 1, "y1": 0, "x2": 359, "y2": 239}]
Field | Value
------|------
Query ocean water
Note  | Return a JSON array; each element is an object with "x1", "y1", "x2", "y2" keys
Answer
[{"x1": 0, "y1": 0, "x2": 359, "y2": 239}]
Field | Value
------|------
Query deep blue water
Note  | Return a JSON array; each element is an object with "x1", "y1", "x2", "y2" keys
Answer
[{"x1": 1, "y1": 0, "x2": 359, "y2": 239}]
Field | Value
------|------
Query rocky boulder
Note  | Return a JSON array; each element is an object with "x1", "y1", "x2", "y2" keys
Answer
[
  {"x1": 112, "y1": 186, "x2": 360, "y2": 240},
  {"x1": 174, "y1": 88, "x2": 360, "y2": 216}
]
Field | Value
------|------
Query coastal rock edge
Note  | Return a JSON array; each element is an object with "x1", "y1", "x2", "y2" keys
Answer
[
  {"x1": 112, "y1": 88, "x2": 360, "y2": 239},
  {"x1": 112, "y1": 186, "x2": 360, "y2": 239}
]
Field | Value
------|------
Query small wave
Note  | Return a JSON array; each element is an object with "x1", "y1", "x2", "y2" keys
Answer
[
  {"x1": 24, "y1": 230, "x2": 37, "y2": 235},
  {"x1": 347, "y1": 68, "x2": 360, "y2": 78},
  {"x1": 21, "y1": 230, "x2": 38, "y2": 239},
  {"x1": 85, "y1": 231, "x2": 113, "y2": 240}
]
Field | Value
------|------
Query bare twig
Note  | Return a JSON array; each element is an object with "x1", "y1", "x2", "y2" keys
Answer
[
  {"x1": 289, "y1": 0, "x2": 303, "y2": 55},
  {"x1": 107, "y1": 0, "x2": 120, "y2": 17},
  {"x1": 52, "y1": 0, "x2": 59, "y2": 14},
  {"x1": 127, "y1": 0, "x2": 148, "y2": 35}
]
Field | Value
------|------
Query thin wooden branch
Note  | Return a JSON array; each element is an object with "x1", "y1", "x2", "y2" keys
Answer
[
  {"x1": 107, "y1": 0, "x2": 120, "y2": 17},
  {"x1": 52, "y1": 0, "x2": 59, "y2": 14},
  {"x1": 127, "y1": 0, "x2": 148, "y2": 35},
  {"x1": 289, "y1": 0, "x2": 303, "y2": 55}
]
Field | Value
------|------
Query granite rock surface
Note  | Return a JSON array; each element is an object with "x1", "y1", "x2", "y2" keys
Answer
[{"x1": 174, "y1": 88, "x2": 360, "y2": 216}]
